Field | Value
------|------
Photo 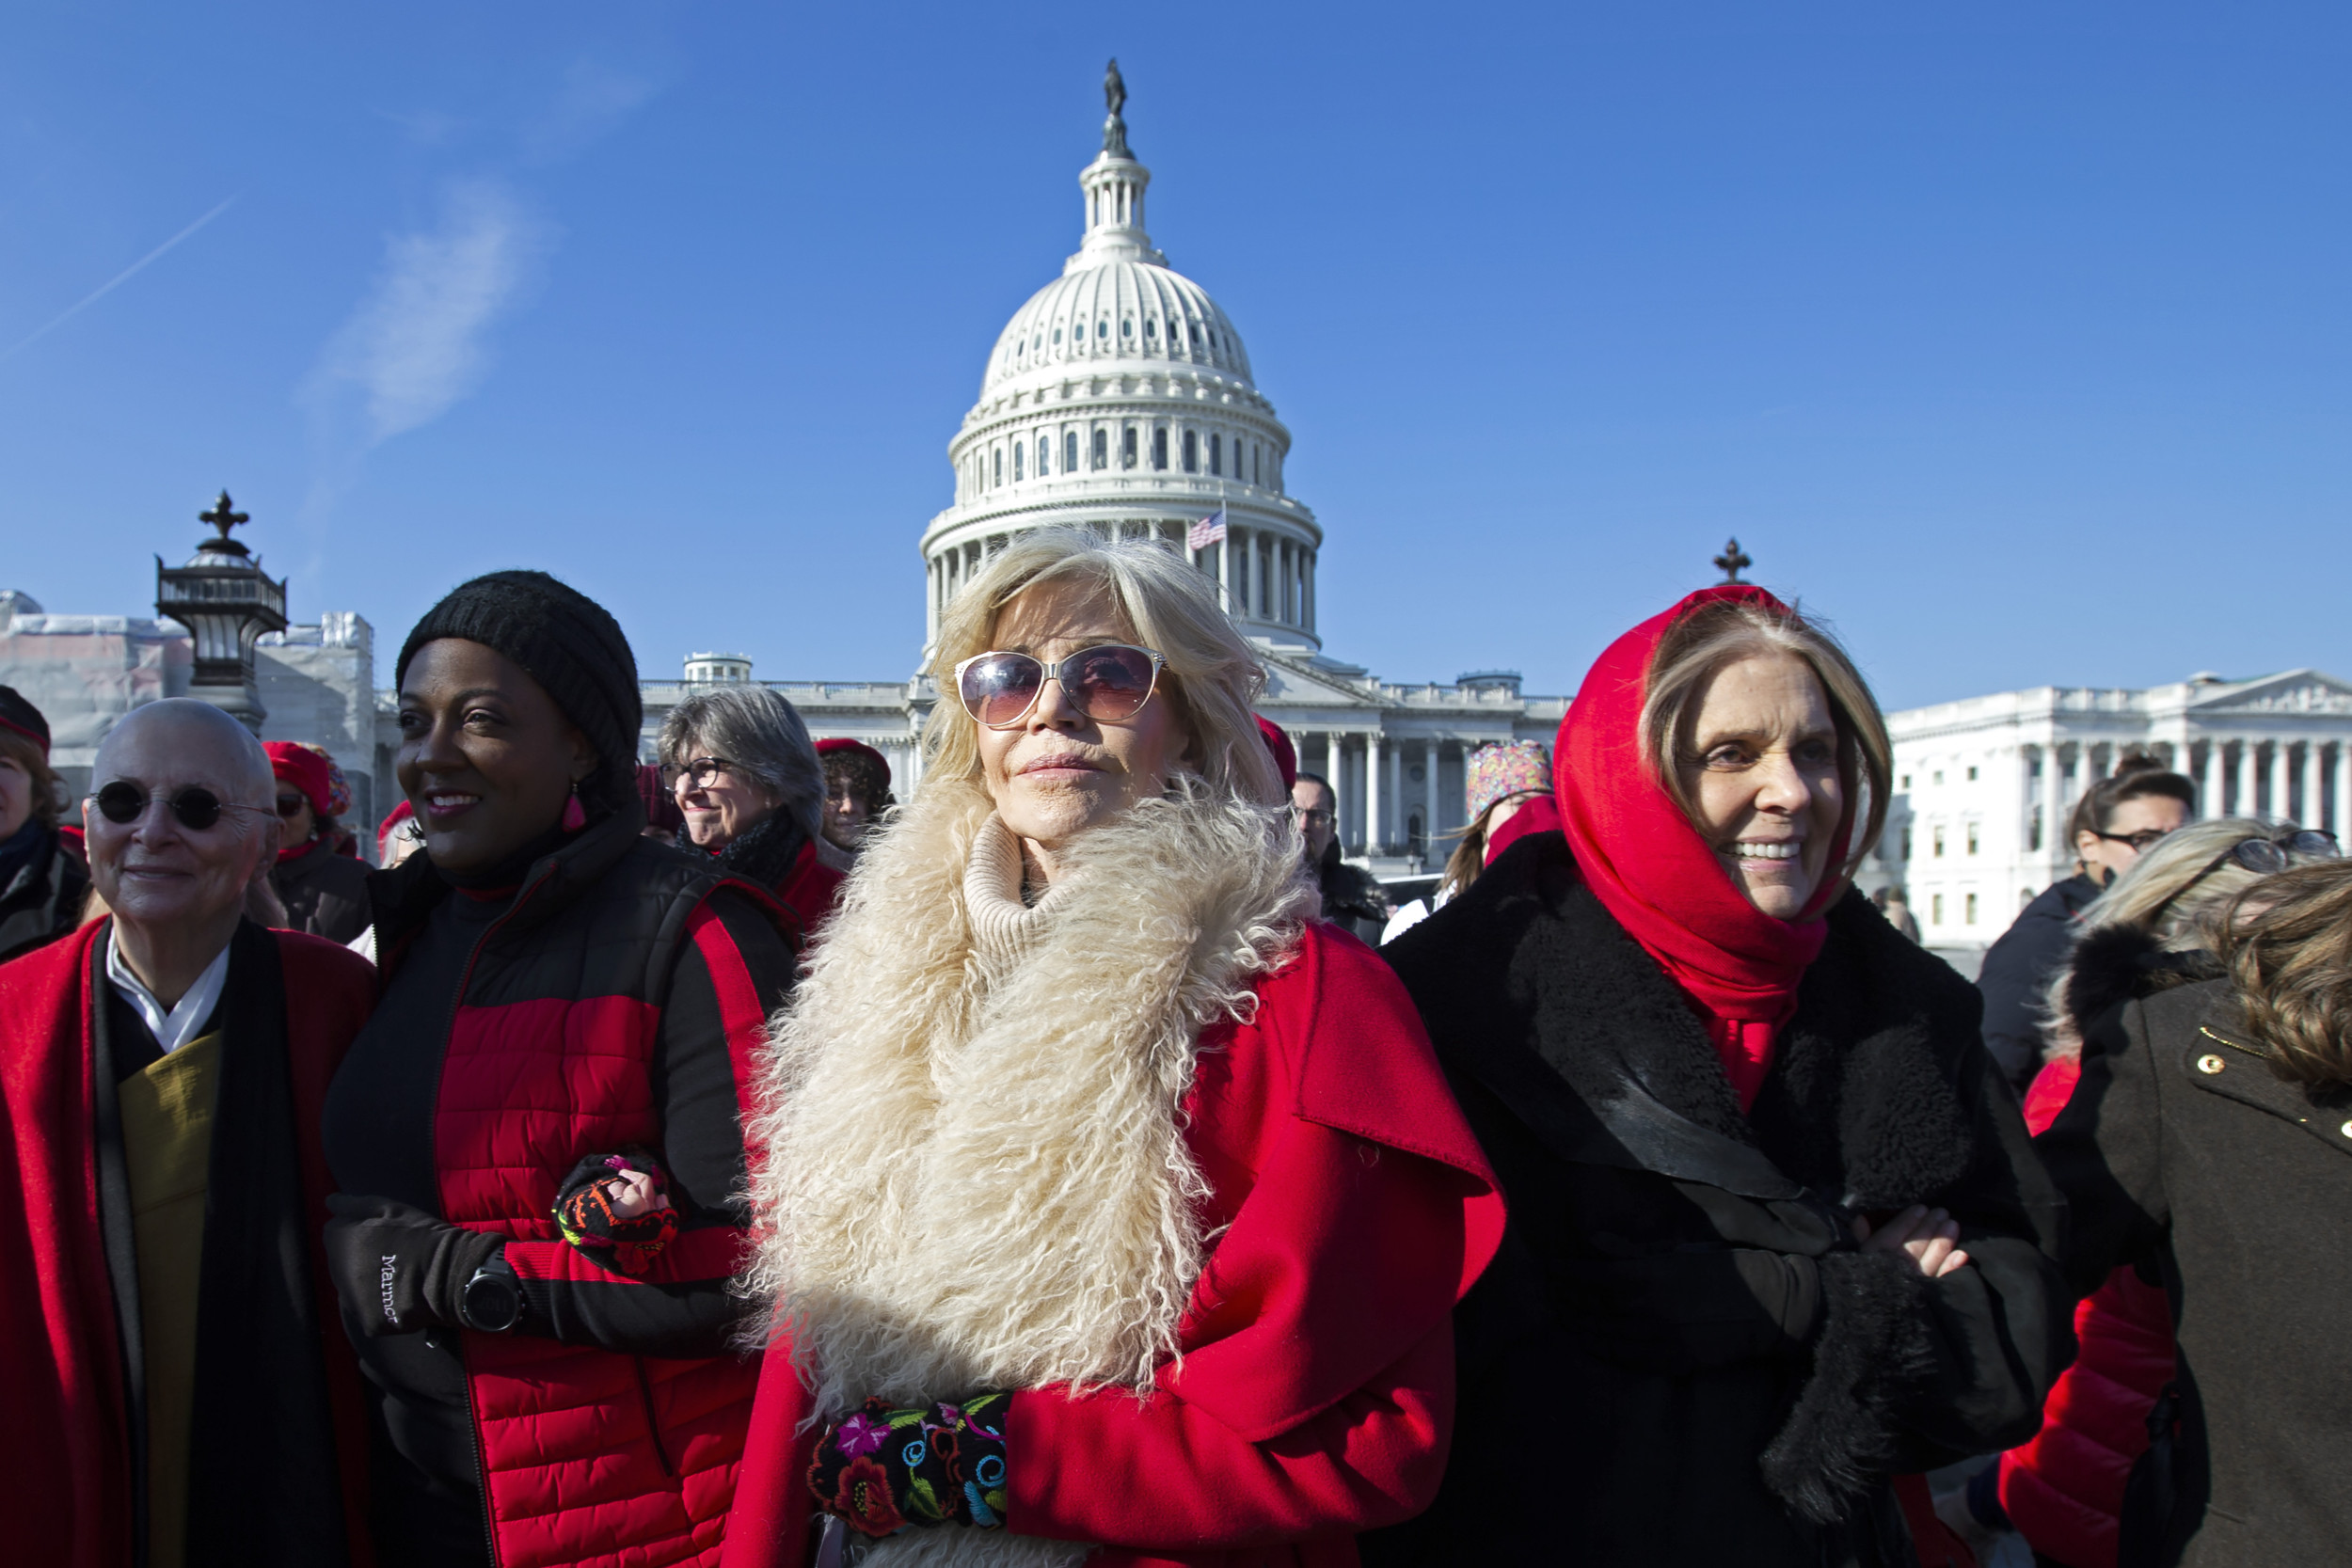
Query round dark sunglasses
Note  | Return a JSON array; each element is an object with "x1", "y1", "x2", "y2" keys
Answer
[
  {"x1": 954, "y1": 644, "x2": 1165, "y2": 730},
  {"x1": 89, "y1": 781, "x2": 274, "y2": 832}
]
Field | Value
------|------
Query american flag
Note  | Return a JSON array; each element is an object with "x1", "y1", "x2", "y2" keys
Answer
[{"x1": 1187, "y1": 505, "x2": 1229, "y2": 552}]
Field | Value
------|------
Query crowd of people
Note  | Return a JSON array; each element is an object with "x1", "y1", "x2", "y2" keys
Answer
[{"x1": 0, "y1": 534, "x2": 2342, "y2": 1568}]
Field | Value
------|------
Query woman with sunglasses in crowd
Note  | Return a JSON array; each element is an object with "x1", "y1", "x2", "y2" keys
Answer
[
  {"x1": 1365, "y1": 586, "x2": 2067, "y2": 1568},
  {"x1": 263, "y1": 741, "x2": 373, "y2": 945},
  {"x1": 1978, "y1": 755, "x2": 2198, "y2": 1088},
  {"x1": 2037, "y1": 846, "x2": 2352, "y2": 1566},
  {"x1": 724, "y1": 529, "x2": 1502, "y2": 1568},
  {"x1": 1939, "y1": 820, "x2": 2337, "y2": 1566},
  {"x1": 315, "y1": 571, "x2": 800, "y2": 1568}
]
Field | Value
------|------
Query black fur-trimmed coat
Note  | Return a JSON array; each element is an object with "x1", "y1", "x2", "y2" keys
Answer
[{"x1": 1360, "y1": 832, "x2": 2071, "y2": 1567}]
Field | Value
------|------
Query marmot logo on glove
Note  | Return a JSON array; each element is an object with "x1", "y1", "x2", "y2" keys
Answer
[{"x1": 379, "y1": 1255, "x2": 399, "y2": 1323}]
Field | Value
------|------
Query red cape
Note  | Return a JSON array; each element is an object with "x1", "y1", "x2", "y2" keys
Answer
[
  {"x1": 723, "y1": 923, "x2": 1502, "y2": 1568},
  {"x1": 0, "y1": 920, "x2": 377, "y2": 1568}
]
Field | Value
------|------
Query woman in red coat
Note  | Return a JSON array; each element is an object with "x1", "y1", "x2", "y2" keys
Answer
[{"x1": 724, "y1": 529, "x2": 1503, "y2": 1568}]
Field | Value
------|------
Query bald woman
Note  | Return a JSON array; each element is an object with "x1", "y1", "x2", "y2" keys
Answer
[{"x1": 0, "y1": 700, "x2": 377, "y2": 1568}]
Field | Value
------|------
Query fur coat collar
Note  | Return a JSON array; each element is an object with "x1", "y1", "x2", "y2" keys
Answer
[{"x1": 744, "y1": 778, "x2": 1315, "y2": 1426}]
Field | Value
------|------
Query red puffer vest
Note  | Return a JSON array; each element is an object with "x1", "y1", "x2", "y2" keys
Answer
[
  {"x1": 379, "y1": 813, "x2": 782, "y2": 1568},
  {"x1": 1999, "y1": 1054, "x2": 2176, "y2": 1568}
]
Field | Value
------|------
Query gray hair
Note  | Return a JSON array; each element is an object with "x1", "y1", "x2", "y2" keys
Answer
[{"x1": 659, "y1": 685, "x2": 824, "y2": 845}]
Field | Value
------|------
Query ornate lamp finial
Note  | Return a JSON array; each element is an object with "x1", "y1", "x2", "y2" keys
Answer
[
  {"x1": 1102, "y1": 58, "x2": 1130, "y2": 158},
  {"x1": 199, "y1": 491, "x2": 249, "y2": 552},
  {"x1": 1713, "y1": 536, "x2": 1753, "y2": 585}
]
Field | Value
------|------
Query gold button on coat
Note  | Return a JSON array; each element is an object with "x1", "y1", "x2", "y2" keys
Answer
[{"x1": 2196, "y1": 1053, "x2": 2226, "y2": 1075}]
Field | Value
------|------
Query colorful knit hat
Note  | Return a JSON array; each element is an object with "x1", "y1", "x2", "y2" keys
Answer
[{"x1": 1466, "y1": 739, "x2": 1552, "y2": 823}]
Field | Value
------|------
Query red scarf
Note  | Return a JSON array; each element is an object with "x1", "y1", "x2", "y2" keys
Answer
[{"x1": 1554, "y1": 585, "x2": 1856, "y2": 1108}]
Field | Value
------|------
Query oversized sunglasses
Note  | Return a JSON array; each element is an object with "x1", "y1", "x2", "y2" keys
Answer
[
  {"x1": 89, "y1": 781, "x2": 274, "y2": 832},
  {"x1": 953, "y1": 644, "x2": 1165, "y2": 730},
  {"x1": 2148, "y1": 829, "x2": 2340, "y2": 924}
]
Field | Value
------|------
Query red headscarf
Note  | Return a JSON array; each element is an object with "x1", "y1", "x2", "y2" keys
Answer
[{"x1": 1555, "y1": 585, "x2": 1858, "y2": 1108}]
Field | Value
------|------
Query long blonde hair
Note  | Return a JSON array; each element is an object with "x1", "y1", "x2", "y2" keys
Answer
[
  {"x1": 2035, "y1": 816, "x2": 2328, "y2": 1057},
  {"x1": 923, "y1": 529, "x2": 1282, "y2": 807}
]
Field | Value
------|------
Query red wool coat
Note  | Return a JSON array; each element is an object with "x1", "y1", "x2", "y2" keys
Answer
[
  {"x1": 723, "y1": 924, "x2": 1505, "y2": 1568},
  {"x1": 0, "y1": 920, "x2": 376, "y2": 1568},
  {"x1": 1998, "y1": 1055, "x2": 2175, "y2": 1568}
]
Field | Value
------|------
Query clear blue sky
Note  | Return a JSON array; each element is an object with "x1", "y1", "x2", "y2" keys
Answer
[{"x1": 3, "y1": 3, "x2": 2344, "y2": 709}]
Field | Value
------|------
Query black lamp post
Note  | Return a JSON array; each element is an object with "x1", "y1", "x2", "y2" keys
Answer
[{"x1": 155, "y1": 490, "x2": 288, "y2": 733}]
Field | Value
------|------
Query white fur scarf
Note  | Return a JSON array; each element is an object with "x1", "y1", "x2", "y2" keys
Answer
[{"x1": 741, "y1": 782, "x2": 1314, "y2": 1567}]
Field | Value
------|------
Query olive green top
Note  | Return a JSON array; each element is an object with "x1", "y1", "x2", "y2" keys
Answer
[{"x1": 119, "y1": 1029, "x2": 223, "y2": 1568}]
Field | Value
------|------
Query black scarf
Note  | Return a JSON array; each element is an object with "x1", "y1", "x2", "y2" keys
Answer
[
  {"x1": 90, "y1": 919, "x2": 351, "y2": 1568},
  {"x1": 676, "y1": 810, "x2": 805, "y2": 890}
]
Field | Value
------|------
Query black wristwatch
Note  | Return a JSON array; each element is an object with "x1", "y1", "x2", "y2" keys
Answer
[{"x1": 458, "y1": 1250, "x2": 523, "y2": 1333}]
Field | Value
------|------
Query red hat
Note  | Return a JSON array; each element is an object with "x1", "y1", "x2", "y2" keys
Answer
[
  {"x1": 1254, "y1": 716, "x2": 1297, "y2": 793},
  {"x1": 815, "y1": 736, "x2": 891, "y2": 782},
  {"x1": 376, "y1": 799, "x2": 415, "y2": 856},
  {"x1": 636, "y1": 763, "x2": 683, "y2": 832},
  {"x1": 0, "y1": 686, "x2": 50, "y2": 757},
  {"x1": 265, "y1": 741, "x2": 341, "y2": 821}
]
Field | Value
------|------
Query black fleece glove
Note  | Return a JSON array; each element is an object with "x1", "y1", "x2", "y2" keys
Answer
[
  {"x1": 1559, "y1": 1247, "x2": 1821, "y2": 1372},
  {"x1": 323, "y1": 1194, "x2": 503, "y2": 1337}
]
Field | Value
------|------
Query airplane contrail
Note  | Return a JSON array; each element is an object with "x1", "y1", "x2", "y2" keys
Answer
[{"x1": 0, "y1": 194, "x2": 240, "y2": 365}]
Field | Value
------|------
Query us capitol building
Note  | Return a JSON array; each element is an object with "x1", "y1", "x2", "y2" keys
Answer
[{"x1": 8, "y1": 70, "x2": 2350, "y2": 943}]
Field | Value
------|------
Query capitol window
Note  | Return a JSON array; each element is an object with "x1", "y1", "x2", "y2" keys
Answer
[
  {"x1": 1183, "y1": 431, "x2": 1198, "y2": 472},
  {"x1": 1966, "y1": 822, "x2": 1979, "y2": 855},
  {"x1": 993, "y1": 449, "x2": 1002, "y2": 486},
  {"x1": 1122, "y1": 318, "x2": 1133, "y2": 337},
  {"x1": 1096, "y1": 320, "x2": 1107, "y2": 338},
  {"x1": 1933, "y1": 825, "x2": 1945, "y2": 857},
  {"x1": 1152, "y1": 429, "x2": 1168, "y2": 469},
  {"x1": 1932, "y1": 894, "x2": 1945, "y2": 925},
  {"x1": 1065, "y1": 431, "x2": 1079, "y2": 472},
  {"x1": 1210, "y1": 433, "x2": 1222, "y2": 475},
  {"x1": 1122, "y1": 427, "x2": 1138, "y2": 467},
  {"x1": 1966, "y1": 766, "x2": 1979, "y2": 782},
  {"x1": 1038, "y1": 436, "x2": 1051, "y2": 475},
  {"x1": 1054, "y1": 327, "x2": 1062, "y2": 344},
  {"x1": 1965, "y1": 894, "x2": 1979, "y2": 926},
  {"x1": 1252, "y1": 445, "x2": 1261, "y2": 484},
  {"x1": 1091, "y1": 429, "x2": 1107, "y2": 469},
  {"x1": 1012, "y1": 443, "x2": 1023, "y2": 481}
]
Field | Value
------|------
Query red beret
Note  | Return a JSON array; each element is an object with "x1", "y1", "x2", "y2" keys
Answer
[
  {"x1": 265, "y1": 741, "x2": 340, "y2": 820},
  {"x1": 1254, "y1": 716, "x2": 1297, "y2": 793},
  {"x1": 376, "y1": 799, "x2": 414, "y2": 855},
  {"x1": 816, "y1": 736, "x2": 892, "y2": 783},
  {"x1": 0, "y1": 686, "x2": 50, "y2": 757}
]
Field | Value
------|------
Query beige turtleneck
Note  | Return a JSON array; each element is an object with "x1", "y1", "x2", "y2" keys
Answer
[{"x1": 963, "y1": 814, "x2": 1067, "y2": 983}]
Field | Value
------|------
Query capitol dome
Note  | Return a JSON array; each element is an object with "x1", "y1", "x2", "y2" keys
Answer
[{"x1": 920, "y1": 70, "x2": 1322, "y2": 652}]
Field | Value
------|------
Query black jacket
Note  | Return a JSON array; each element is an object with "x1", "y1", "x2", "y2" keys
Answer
[
  {"x1": 1362, "y1": 832, "x2": 2070, "y2": 1567},
  {"x1": 1314, "y1": 839, "x2": 1389, "y2": 945},
  {"x1": 272, "y1": 833, "x2": 373, "y2": 946},
  {"x1": 0, "y1": 822, "x2": 87, "y2": 964},
  {"x1": 2037, "y1": 978, "x2": 2352, "y2": 1566},
  {"x1": 1979, "y1": 872, "x2": 2105, "y2": 1086}
]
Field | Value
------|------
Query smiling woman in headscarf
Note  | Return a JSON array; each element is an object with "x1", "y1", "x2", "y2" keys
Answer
[{"x1": 1363, "y1": 587, "x2": 2068, "y2": 1568}]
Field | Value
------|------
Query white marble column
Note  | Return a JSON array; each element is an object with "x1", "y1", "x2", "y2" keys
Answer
[
  {"x1": 2199, "y1": 738, "x2": 2225, "y2": 820},
  {"x1": 2302, "y1": 740, "x2": 2325, "y2": 830},
  {"x1": 2270, "y1": 740, "x2": 2293, "y2": 823},
  {"x1": 2038, "y1": 745, "x2": 2062, "y2": 866},
  {"x1": 1386, "y1": 739, "x2": 1404, "y2": 855},
  {"x1": 1365, "y1": 734, "x2": 1384, "y2": 856},
  {"x1": 2333, "y1": 743, "x2": 2352, "y2": 840},
  {"x1": 1424, "y1": 739, "x2": 1440, "y2": 856},
  {"x1": 2236, "y1": 741, "x2": 2258, "y2": 821}
]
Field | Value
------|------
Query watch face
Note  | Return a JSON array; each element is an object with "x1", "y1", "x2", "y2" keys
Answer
[{"x1": 463, "y1": 1270, "x2": 522, "y2": 1333}]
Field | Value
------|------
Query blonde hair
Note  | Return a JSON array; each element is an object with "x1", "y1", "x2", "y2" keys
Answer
[
  {"x1": 922, "y1": 529, "x2": 1282, "y2": 807},
  {"x1": 2034, "y1": 816, "x2": 2329, "y2": 1057},
  {"x1": 2218, "y1": 858, "x2": 2352, "y2": 1089},
  {"x1": 1639, "y1": 597, "x2": 1891, "y2": 884}
]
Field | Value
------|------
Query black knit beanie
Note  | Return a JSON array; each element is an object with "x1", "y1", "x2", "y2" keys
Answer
[{"x1": 396, "y1": 571, "x2": 641, "y2": 802}]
